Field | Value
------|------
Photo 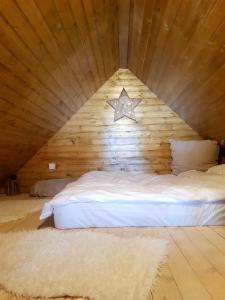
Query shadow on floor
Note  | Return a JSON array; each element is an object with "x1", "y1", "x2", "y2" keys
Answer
[{"x1": 38, "y1": 216, "x2": 54, "y2": 229}]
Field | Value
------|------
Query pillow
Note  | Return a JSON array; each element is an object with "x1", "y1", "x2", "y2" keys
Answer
[
  {"x1": 30, "y1": 178, "x2": 75, "y2": 197},
  {"x1": 170, "y1": 140, "x2": 219, "y2": 175},
  {"x1": 207, "y1": 164, "x2": 225, "y2": 176}
]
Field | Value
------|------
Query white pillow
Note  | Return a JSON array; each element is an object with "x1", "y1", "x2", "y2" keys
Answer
[
  {"x1": 170, "y1": 140, "x2": 219, "y2": 175},
  {"x1": 207, "y1": 164, "x2": 225, "y2": 176}
]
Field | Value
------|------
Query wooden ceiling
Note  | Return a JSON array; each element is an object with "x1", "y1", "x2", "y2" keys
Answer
[
  {"x1": 128, "y1": 0, "x2": 225, "y2": 142},
  {"x1": 1, "y1": 0, "x2": 225, "y2": 182},
  {"x1": 0, "y1": 0, "x2": 119, "y2": 182}
]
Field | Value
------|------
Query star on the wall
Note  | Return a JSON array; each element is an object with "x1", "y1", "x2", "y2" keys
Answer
[{"x1": 107, "y1": 88, "x2": 141, "y2": 122}]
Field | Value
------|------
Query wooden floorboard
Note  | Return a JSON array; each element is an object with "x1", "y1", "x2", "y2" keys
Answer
[
  {"x1": 210, "y1": 225, "x2": 225, "y2": 239},
  {"x1": 1, "y1": 197, "x2": 225, "y2": 299},
  {"x1": 169, "y1": 227, "x2": 225, "y2": 300}
]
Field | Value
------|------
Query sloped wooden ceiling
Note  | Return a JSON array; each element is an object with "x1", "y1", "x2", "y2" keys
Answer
[
  {"x1": 1, "y1": 0, "x2": 225, "y2": 184},
  {"x1": 128, "y1": 0, "x2": 225, "y2": 142},
  {"x1": 0, "y1": 0, "x2": 119, "y2": 183}
]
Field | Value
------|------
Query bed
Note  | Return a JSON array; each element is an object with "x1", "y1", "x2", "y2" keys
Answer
[{"x1": 40, "y1": 170, "x2": 225, "y2": 228}]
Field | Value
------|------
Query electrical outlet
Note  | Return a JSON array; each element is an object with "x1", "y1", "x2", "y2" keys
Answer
[{"x1": 48, "y1": 163, "x2": 56, "y2": 170}]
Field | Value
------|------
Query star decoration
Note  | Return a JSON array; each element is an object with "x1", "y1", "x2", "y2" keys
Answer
[{"x1": 107, "y1": 88, "x2": 141, "y2": 122}]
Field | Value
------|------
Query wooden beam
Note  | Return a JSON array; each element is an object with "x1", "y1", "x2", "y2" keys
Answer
[{"x1": 118, "y1": 0, "x2": 130, "y2": 68}]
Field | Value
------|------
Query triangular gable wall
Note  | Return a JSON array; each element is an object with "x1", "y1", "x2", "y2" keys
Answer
[{"x1": 18, "y1": 69, "x2": 201, "y2": 192}]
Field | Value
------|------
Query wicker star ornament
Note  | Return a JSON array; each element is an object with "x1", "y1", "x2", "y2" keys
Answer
[{"x1": 107, "y1": 88, "x2": 141, "y2": 122}]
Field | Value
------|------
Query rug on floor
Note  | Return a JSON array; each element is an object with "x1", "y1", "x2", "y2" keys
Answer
[
  {"x1": 0, "y1": 229, "x2": 168, "y2": 300},
  {"x1": 0, "y1": 197, "x2": 47, "y2": 223}
]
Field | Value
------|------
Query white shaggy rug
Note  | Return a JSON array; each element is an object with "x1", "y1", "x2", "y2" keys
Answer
[
  {"x1": 0, "y1": 197, "x2": 47, "y2": 223},
  {"x1": 0, "y1": 229, "x2": 168, "y2": 300}
]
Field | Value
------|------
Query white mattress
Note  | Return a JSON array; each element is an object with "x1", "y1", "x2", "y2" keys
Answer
[
  {"x1": 53, "y1": 200, "x2": 225, "y2": 228},
  {"x1": 40, "y1": 170, "x2": 225, "y2": 228}
]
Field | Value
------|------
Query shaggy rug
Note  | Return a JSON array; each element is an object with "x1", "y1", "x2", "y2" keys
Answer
[
  {"x1": 0, "y1": 197, "x2": 47, "y2": 224},
  {"x1": 0, "y1": 229, "x2": 168, "y2": 300}
]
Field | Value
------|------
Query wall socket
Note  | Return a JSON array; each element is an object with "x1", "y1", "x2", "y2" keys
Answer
[{"x1": 48, "y1": 163, "x2": 56, "y2": 170}]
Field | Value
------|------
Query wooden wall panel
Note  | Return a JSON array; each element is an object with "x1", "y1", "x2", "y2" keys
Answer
[
  {"x1": 128, "y1": 0, "x2": 225, "y2": 142},
  {"x1": 0, "y1": 0, "x2": 119, "y2": 183},
  {"x1": 18, "y1": 69, "x2": 200, "y2": 192}
]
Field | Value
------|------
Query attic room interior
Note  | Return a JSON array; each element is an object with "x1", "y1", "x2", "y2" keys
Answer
[{"x1": 1, "y1": 0, "x2": 225, "y2": 299}]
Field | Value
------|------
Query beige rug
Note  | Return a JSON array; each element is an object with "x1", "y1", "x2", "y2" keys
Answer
[
  {"x1": 0, "y1": 229, "x2": 168, "y2": 300},
  {"x1": 0, "y1": 196, "x2": 47, "y2": 223}
]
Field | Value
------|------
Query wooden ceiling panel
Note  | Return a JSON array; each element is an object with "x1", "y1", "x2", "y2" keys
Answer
[
  {"x1": 128, "y1": 0, "x2": 225, "y2": 142},
  {"x1": 1, "y1": 0, "x2": 225, "y2": 184},
  {"x1": 0, "y1": 0, "x2": 119, "y2": 183}
]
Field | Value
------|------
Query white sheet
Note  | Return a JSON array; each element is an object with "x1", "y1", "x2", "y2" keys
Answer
[
  {"x1": 40, "y1": 170, "x2": 225, "y2": 220},
  {"x1": 53, "y1": 201, "x2": 225, "y2": 228}
]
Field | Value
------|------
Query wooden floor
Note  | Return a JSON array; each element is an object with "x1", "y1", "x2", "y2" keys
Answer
[{"x1": 1, "y1": 211, "x2": 225, "y2": 299}]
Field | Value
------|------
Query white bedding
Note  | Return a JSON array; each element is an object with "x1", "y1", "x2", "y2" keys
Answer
[{"x1": 40, "y1": 170, "x2": 225, "y2": 221}]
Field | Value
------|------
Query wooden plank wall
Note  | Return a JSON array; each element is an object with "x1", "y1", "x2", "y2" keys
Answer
[
  {"x1": 18, "y1": 69, "x2": 200, "y2": 192},
  {"x1": 128, "y1": 0, "x2": 225, "y2": 142},
  {"x1": 0, "y1": 0, "x2": 119, "y2": 183}
]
